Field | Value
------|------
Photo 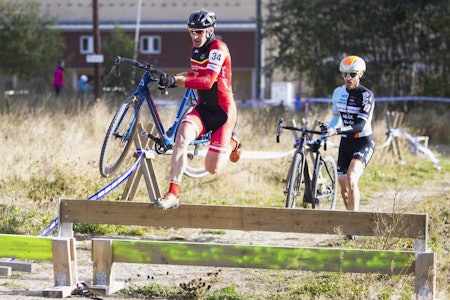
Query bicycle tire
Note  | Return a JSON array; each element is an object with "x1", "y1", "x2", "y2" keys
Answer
[
  {"x1": 184, "y1": 141, "x2": 210, "y2": 178},
  {"x1": 285, "y1": 152, "x2": 306, "y2": 208},
  {"x1": 99, "y1": 95, "x2": 139, "y2": 178},
  {"x1": 313, "y1": 155, "x2": 337, "y2": 210}
]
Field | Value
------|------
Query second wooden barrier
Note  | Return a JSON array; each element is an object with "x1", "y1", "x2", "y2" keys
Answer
[{"x1": 58, "y1": 199, "x2": 436, "y2": 298}]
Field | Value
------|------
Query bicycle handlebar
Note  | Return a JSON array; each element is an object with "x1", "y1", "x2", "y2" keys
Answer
[
  {"x1": 276, "y1": 118, "x2": 327, "y2": 143},
  {"x1": 112, "y1": 56, "x2": 167, "y2": 78}
]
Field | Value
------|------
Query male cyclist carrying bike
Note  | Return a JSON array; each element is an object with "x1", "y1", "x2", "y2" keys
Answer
[
  {"x1": 155, "y1": 9, "x2": 241, "y2": 209},
  {"x1": 322, "y1": 56, "x2": 375, "y2": 218}
]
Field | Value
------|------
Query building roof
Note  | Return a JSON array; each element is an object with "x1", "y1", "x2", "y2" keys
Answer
[
  {"x1": 53, "y1": 19, "x2": 256, "y2": 32},
  {"x1": 32, "y1": 0, "x2": 258, "y2": 22}
]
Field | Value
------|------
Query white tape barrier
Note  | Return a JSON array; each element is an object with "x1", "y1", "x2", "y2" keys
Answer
[
  {"x1": 191, "y1": 148, "x2": 296, "y2": 160},
  {"x1": 327, "y1": 130, "x2": 440, "y2": 169},
  {"x1": 389, "y1": 128, "x2": 441, "y2": 170}
]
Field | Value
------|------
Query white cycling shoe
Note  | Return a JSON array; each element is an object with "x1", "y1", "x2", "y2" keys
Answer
[{"x1": 154, "y1": 192, "x2": 180, "y2": 210}]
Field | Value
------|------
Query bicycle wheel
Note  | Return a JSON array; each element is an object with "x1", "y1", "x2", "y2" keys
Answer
[
  {"x1": 313, "y1": 155, "x2": 337, "y2": 210},
  {"x1": 184, "y1": 140, "x2": 209, "y2": 178},
  {"x1": 285, "y1": 152, "x2": 306, "y2": 208},
  {"x1": 99, "y1": 95, "x2": 139, "y2": 177}
]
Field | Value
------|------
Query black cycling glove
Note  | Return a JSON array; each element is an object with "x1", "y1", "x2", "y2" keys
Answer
[{"x1": 158, "y1": 74, "x2": 176, "y2": 90}]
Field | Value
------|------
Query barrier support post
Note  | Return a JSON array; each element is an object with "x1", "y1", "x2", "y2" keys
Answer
[
  {"x1": 121, "y1": 123, "x2": 161, "y2": 202},
  {"x1": 386, "y1": 111, "x2": 404, "y2": 163},
  {"x1": 90, "y1": 239, "x2": 123, "y2": 296},
  {"x1": 415, "y1": 252, "x2": 436, "y2": 299},
  {"x1": 42, "y1": 238, "x2": 78, "y2": 298}
]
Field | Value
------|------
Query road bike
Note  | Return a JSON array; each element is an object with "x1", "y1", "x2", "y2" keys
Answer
[
  {"x1": 99, "y1": 56, "x2": 210, "y2": 178},
  {"x1": 276, "y1": 118, "x2": 337, "y2": 209}
]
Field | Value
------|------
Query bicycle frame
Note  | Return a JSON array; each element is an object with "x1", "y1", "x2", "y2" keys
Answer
[
  {"x1": 276, "y1": 118, "x2": 337, "y2": 209},
  {"x1": 99, "y1": 56, "x2": 211, "y2": 178},
  {"x1": 129, "y1": 71, "x2": 210, "y2": 154}
]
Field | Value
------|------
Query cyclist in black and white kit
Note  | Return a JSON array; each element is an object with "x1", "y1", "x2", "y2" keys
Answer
[{"x1": 322, "y1": 55, "x2": 375, "y2": 215}]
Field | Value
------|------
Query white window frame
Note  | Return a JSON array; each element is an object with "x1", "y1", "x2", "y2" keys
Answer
[
  {"x1": 80, "y1": 35, "x2": 94, "y2": 54},
  {"x1": 140, "y1": 35, "x2": 161, "y2": 54}
]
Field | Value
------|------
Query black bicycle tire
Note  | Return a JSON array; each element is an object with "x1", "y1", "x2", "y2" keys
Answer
[
  {"x1": 285, "y1": 152, "x2": 305, "y2": 208},
  {"x1": 313, "y1": 155, "x2": 338, "y2": 210},
  {"x1": 99, "y1": 95, "x2": 139, "y2": 178}
]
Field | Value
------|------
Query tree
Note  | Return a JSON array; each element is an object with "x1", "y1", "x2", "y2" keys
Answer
[
  {"x1": 101, "y1": 27, "x2": 136, "y2": 93},
  {"x1": 0, "y1": 1, "x2": 65, "y2": 84},
  {"x1": 263, "y1": 0, "x2": 449, "y2": 98}
]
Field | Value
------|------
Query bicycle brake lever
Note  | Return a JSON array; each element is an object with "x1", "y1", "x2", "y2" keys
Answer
[
  {"x1": 276, "y1": 118, "x2": 283, "y2": 143},
  {"x1": 111, "y1": 56, "x2": 121, "y2": 77}
]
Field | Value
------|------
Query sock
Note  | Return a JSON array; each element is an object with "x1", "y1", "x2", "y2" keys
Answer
[{"x1": 168, "y1": 181, "x2": 180, "y2": 197}]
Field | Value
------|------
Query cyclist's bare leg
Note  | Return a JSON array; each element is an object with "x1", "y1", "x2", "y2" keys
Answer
[
  {"x1": 204, "y1": 119, "x2": 235, "y2": 173},
  {"x1": 339, "y1": 158, "x2": 364, "y2": 211},
  {"x1": 170, "y1": 121, "x2": 199, "y2": 184},
  {"x1": 338, "y1": 175, "x2": 349, "y2": 209},
  {"x1": 205, "y1": 148, "x2": 229, "y2": 174}
]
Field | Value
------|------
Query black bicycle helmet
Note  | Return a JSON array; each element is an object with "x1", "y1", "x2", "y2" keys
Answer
[{"x1": 188, "y1": 9, "x2": 216, "y2": 29}]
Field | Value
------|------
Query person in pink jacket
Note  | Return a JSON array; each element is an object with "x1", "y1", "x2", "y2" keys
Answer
[{"x1": 53, "y1": 61, "x2": 64, "y2": 96}]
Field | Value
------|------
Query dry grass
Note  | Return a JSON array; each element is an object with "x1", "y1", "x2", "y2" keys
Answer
[
  {"x1": 1, "y1": 94, "x2": 449, "y2": 298},
  {"x1": 0, "y1": 95, "x2": 446, "y2": 206}
]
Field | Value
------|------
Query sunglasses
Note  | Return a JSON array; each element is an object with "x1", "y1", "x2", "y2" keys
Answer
[
  {"x1": 188, "y1": 28, "x2": 207, "y2": 35},
  {"x1": 342, "y1": 72, "x2": 359, "y2": 78}
]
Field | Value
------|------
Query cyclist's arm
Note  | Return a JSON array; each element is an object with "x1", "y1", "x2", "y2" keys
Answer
[
  {"x1": 174, "y1": 67, "x2": 220, "y2": 89},
  {"x1": 328, "y1": 87, "x2": 342, "y2": 128},
  {"x1": 336, "y1": 118, "x2": 367, "y2": 134}
]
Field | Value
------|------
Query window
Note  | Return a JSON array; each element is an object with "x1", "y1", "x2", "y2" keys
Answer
[
  {"x1": 80, "y1": 36, "x2": 94, "y2": 54},
  {"x1": 140, "y1": 35, "x2": 161, "y2": 54}
]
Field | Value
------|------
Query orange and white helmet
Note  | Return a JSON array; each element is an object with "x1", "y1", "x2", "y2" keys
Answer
[{"x1": 339, "y1": 56, "x2": 366, "y2": 73}]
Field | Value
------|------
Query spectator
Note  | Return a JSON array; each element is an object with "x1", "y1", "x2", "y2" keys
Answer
[
  {"x1": 78, "y1": 74, "x2": 88, "y2": 102},
  {"x1": 53, "y1": 61, "x2": 64, "y2": 96}
]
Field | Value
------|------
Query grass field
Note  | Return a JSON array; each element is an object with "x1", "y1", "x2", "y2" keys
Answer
[{"x1": 0, "y1": 94, "x2": 449, "y2": 299}]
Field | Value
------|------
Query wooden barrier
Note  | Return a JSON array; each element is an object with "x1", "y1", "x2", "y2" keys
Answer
[
  {"x1": 121, "y1": 123, "x2": 161, "y2": 202},
  {"x1": 58, "y1": 199, "x2": 436, "y2": 298},
  {"x1": 0, "y1": 234, "x2": 78, "y2": 298}
]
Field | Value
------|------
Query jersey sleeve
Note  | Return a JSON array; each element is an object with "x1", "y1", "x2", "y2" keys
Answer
[{"x1": 328, "y1": 87, "x2": 342, "y2": 128}]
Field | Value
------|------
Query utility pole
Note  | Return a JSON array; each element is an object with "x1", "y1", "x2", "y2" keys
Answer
[
  {"x1": 93, "y1": 0, "x2": 101, "y2": 100},
  {"x1": 255, "y1": 0, "x2": 263, "y2": 100}
]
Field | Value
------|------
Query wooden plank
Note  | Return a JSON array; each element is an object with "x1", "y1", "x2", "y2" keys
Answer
[
  {"x1": 121, "y1": 167, "x2": 143, "y2": 201},
  {"x1": 0, "y1": 266, "x2": 12, "y2": 276},
  {"x1": 42, "y1": 286, "x2": 76, "y2": 298},
  {"x1": 104, "y1": 239, "x2": 416, "y2": 275},
  {"x1": 0, "y1": 261, "x2": 33, "y2": 272},
  {"x1": 0, "y1": 234, "x2": 53, "y2": 261},
  {"x1": 60, "y1": 199, "x2": 427, "y2": 239}
]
